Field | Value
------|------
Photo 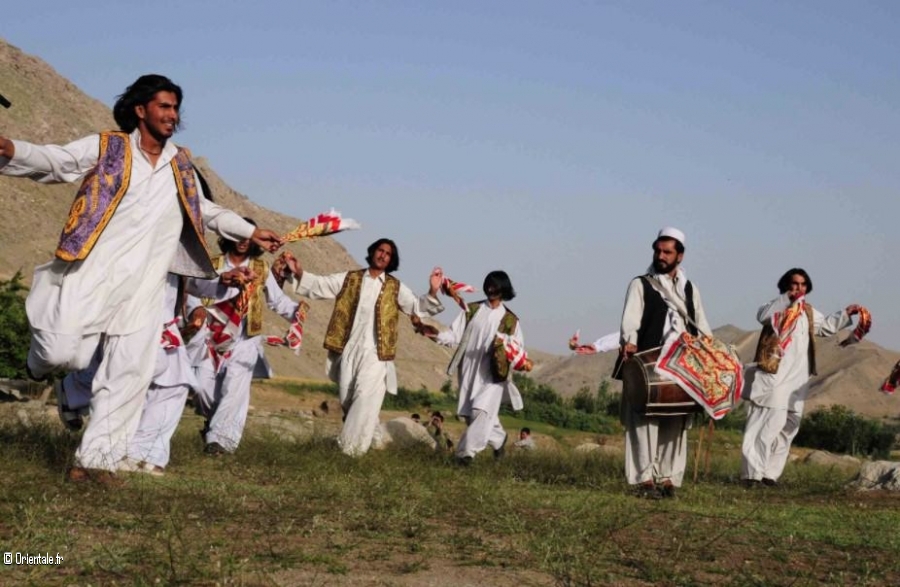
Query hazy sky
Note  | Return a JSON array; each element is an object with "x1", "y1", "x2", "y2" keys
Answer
[{"x1": 4, "y1": 1, "x2": 899, "y2": 353}]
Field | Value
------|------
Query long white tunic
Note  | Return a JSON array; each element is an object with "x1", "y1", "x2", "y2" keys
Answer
[
  {"x1": 292, "y1": 270, "x2": 443, "y2": 402},
  {"x1": 437, "y1": 303, "x2": 524, "y2": 418},
  {"x1": 0, "y1": 130, "x2": 254, "y2": 336},
  {"x1": 744, "y1": 294, "x2": 850, "y2": 413}
]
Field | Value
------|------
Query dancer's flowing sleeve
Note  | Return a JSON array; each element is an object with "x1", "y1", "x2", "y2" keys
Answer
[
  {"x1": 184, "y1": 277, "x2": 241, "y2": 302},
  {"x1": 290, "y1": 271, "x2": 347, "y2": 300},
  {"x1": 435, "y1": 310, "x2": 467, "y2": 347},
  {"x1": 198, "y1": 192, "x2": 255, "y2": 242},
  {"x1": 397, "y1": 281, "x2": 444, "y2": 318},
  {"x1": 264, "y1": 271, "x2": 299, "y2": 320},
  {"x1": 757, "y1": 293, "x2": 792, "y2": 324},
  {"x1": 620, "y1": 278, "x2": 644, "y2": 346},
  {"x1": 0, "y1": 135, "x2": 99, "y2": 183},
  {"x1": 814, "y1": 307, "x2": 852, "y2": 337},
  {"x1": 185, "y1": 276, "x2": 239, "y2": 301}
]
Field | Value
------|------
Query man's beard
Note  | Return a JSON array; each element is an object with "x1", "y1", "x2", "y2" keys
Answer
[{"x1": 653, "y1": 259, "x2": 675, "y2": 274}]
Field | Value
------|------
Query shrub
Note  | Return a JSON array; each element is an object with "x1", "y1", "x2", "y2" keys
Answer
[
  {"x1": 794, "y1": 405, "x2": 895, "y2": 457},
  {"x1": 0, "y1": 271, "x2": 30, "y2": 379},
  {"x1": 382, "y1": 386, "x2": 436, "y2": 410},
  {"x1": 503, "y1": 375, "x2": 618, "y2": 434}
]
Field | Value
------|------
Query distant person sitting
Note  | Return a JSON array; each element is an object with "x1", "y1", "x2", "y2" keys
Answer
[
  {"x1": 514, "y1": 427, "x2": 536, "y2": 451},
  {"x1": 426, "y1": 411, "x2": 453, "y2": 451}
]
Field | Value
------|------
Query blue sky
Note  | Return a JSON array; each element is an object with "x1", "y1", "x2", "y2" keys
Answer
[{"x1": 4, "y1": 1, "x2": 899, "y2": 353}]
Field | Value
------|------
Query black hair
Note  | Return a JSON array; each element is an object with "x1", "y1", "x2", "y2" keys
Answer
[
  {"x1": 365, "y1": 238, "x2": 400, "y2": 273},
  {"x1": 520, "y1": 427, "x2": 531, "y2": 435},
  {"x1": 652, "y1": 236, "x2": 685, "y2": 255},
  {"x1": 777, "y1": 268, "x2": 813, "y2": 295},
  {"x1": 431, "y1": 411, "x2": 444, "y2": 422},
  {"x1": 218, "y1": 217, "x2": 262, "y2": 258},
  {"x1": 112, "y1": 74, "x2": 183, "y2": 133},
  {"x1": 483, "y1": 270, "x2": 516, "y2": 301}
]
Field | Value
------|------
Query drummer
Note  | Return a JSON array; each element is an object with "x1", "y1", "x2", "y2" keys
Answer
[{"x1": 614, "y1": 227, "x2": 712, "y2": 499}]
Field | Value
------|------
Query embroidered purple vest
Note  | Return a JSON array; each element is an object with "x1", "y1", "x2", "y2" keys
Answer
[{"x1": 55, "y1": 131, "x2": 215, "y2": 277}]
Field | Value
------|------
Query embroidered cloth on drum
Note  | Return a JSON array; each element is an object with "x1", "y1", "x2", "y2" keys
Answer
[{"x1": 654, "y1": 332, "x2": 743, "y2": 420}]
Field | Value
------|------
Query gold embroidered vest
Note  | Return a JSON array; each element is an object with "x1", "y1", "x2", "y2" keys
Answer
[
  {"x1": 324, "y1": 269, "x2": 401, "y2": 361},
  {"x1": 210, "y1": 255, "x2": 269, "y2": 336},
  {"x1": 55, "y1": 131, "x2": 215, "y2": 277},
  {"x1": 753, "y1": 303, "x2": 817, "y2": 376}
]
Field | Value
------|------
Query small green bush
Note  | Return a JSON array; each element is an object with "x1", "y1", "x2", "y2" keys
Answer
[
  {"x1": 0, "y1": 271, "x2": 30, "y2": 379},
  {"x1": 794, "y1": 404, "x2": 895, "y2": 457},
  {"x1": 382, "y1": 386, "x2": 437, "y2": 410}
]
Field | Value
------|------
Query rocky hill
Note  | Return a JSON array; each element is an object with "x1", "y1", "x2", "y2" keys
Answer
[{"x1": 2, "y1": 38, "x2": 898, "y2": 420}]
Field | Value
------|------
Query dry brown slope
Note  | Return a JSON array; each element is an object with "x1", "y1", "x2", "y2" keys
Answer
[{"x1": 0, "y1": 38, "x2": 454, "y2": 390}]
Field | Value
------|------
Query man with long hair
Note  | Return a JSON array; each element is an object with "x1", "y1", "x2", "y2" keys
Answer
[
  {"x1": 195, "y1": 217, "x2": 300, "y2": 455},
  {"x1": 0, "y1": 74, "x2": 282, "y2": 482},
  {"x1": 434, "y1": 270, "x2": 525, "y2": 464},
  {"x1": 740, "y1": 268, "x2": 859, "y2": 487},
  {"x1": 284, "y1": 238, "x2": 444, "y2": 456}
]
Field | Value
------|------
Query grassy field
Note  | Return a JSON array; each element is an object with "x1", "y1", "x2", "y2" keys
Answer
[{"x1": 1, "y1": 384, "x2": 899, "y2": 587}]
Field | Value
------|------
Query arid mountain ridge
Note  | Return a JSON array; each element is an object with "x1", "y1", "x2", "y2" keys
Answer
[{"x1": 2, "y1": 39, "x2": 898, "y2": 420}]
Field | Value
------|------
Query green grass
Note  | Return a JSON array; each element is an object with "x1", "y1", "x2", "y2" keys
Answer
[{"x1": 1, "y1": 404, "x2": 899, "y2": 586}]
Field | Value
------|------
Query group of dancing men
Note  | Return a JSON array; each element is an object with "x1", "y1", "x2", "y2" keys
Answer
[{"x1": 0, "y1": 74, "x2": 869, "y2": 493}]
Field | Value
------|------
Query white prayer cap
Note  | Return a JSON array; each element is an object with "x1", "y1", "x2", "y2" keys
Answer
[{"x1": 657, "y1": 226, "x2": 685, "y2": 247}]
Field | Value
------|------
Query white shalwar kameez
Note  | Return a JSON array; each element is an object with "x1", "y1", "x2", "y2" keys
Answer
[
  {"x1": 195, "y1": 260, "x2": 298, "y2": 452},
  {"x1": 0, "y1": 130, "x2": 254, "y2": 471},
  {"x1": 437, "y1": 303, "x2": 524, "y2": 460},
  {"x1": 741, "y1": 294, "x2": 850, "y2": 482},
  {"x1": 292, "y1": 270, "x2": 443, "y2": 457},
  {"x1": 126, "y1": 280, "x2": 228, "y2": 470},
  {"x1": 620, "y1": 269, "x2": 711, "y2": 487}
]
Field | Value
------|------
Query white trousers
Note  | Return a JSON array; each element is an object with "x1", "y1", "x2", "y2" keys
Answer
[
  {"x1": 127, "y1": 383, "x2": 190, "y2": 468},
  {"x1": 624, "y1": 409, "x2": 690, "y2": 487},
  {"x1": 60, "y1": 345, "x2": 102, "y2": 411},
  {"x1": 32, "y1": 324, "x2": 159, "y2": 471},
  {"x1": 338, "y1": 357, "x2": 388, "y2": 457},
  {"x1": 455, "y1": 408, "x2": 506, "y2": 459},
  {"x1": 196, "y1": 361, "x2": 253, "y2": 453},
  {"x1": 741, "y1": 401, "x2": 802, "y2": 481},
  {"x1": 28, "y1": 330, "x2": 102, "y2": 380}
]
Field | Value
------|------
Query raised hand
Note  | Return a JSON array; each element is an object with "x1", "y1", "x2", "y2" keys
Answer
[
  {"x1": 220, "y1": 266, "x2": 256, "y2": 287},
  {"x1": 428, "y1": 267, "x2": 444, "y2": 296},
  {"x1": 251, "y1": 228, "x2": 284, "y2": 253}
]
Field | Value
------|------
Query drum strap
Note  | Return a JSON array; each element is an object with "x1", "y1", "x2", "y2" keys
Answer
[{"x1": 643, "y1": 275, "x2": 711, "y2": 338}]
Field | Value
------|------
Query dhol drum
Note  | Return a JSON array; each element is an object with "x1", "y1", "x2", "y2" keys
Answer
[{"x1": 619, "y1": 346, "x2": 703, "y2": 417}]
